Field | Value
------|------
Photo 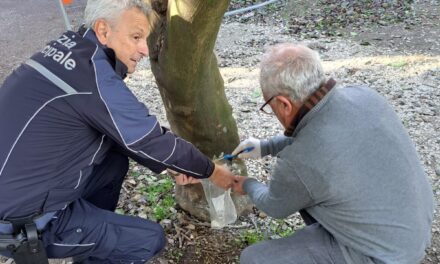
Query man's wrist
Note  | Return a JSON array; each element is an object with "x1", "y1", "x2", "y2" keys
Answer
[
  {"x1": 260, "y1": 139, "x2": 270, "y2": 157},
  {"x1": 243, "y1": 177, "x2": 258, "y2": 194}
]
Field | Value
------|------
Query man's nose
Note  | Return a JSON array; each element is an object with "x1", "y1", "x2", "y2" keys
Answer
[{"x1": 139, "y1": 40, "x2": 149, "y2": 57}]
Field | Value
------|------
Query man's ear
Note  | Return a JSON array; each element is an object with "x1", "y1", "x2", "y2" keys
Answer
[
  {"x1": 93, "y1": 19, "x2": 110, "y2": 45},
  {"x1": 275, "y1": 95, "x2": 294, "y2": 115},
  {"x1": 275, "y1": 95, "x2": 301, "y2": 127}
]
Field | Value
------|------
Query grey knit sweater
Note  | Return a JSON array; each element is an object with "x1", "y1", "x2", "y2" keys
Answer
[{"x1": 243, "y1": 85, "x2": 434, "y2": 264}]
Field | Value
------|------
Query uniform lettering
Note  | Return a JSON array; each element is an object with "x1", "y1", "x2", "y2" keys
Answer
[
  {"x1": 60, "y1": 51, "x2": 72, "y2": 64},
  {"x1": 53, "y1": 51, "x2": 65, "y2": 62},
  {"x1": 41, "y1": 45, "x2": 77, "y2": 70},
  {"x1": 57, "y1": 34, "x2": 77, "y2": 49},
  {"x1": 64, "y1": 59, "x2": 76, "y2": 70}
]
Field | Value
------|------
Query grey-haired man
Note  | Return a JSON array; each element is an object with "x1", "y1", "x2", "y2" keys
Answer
[{"x1": 233, "y1": 44, "x2": 434, "y2": 264}]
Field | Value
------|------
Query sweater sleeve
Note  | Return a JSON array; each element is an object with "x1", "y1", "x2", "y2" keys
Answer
[
  {"x1": 243, "y1": 157, "x2": 313, "y2": 218},
  {"x1": 261, "y1": 134, "x2": 294, "y2": 157}
]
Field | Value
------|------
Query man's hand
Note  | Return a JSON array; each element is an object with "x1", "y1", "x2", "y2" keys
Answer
[
  {"x1": 232, "y1": 176, "x2": 248, "y2": 195},
  {"x1": 175, "y1": 174, "x2": 201, "y2": 185},
  {"x1": 167, "y1": 169, "x2": 200, "y2": 185},
  {"x1": 209, "y1": 164, "x2": 236, "y2": 190},
  {"x1": 232, "y1": 137, "x2": 262, "y2": 159}
]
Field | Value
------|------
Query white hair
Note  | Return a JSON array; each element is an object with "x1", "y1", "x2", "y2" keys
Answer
[
  {"x1": 260, "y1": 43, "x2": 326, "y2": 102},
  {"x1": 84, "y1": 0, "x2": 153, "y2": 28}
]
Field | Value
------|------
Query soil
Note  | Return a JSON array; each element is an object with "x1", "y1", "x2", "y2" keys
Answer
[{"x1": 0, "y1": 1, "x2": 439, "y2": 264}]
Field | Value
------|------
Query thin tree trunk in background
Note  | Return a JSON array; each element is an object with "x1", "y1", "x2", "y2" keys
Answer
[{"x1": 147, "y1": 0, "x2": 251, "y2": 221}]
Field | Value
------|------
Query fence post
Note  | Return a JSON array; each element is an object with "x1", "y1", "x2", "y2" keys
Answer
[{"x1": 57, "y1": 0, "x2": 72, "y2": 31}]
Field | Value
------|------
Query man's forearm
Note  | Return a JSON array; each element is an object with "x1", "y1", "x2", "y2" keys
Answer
[
  {"x1": 261, "y1": 134, "x2": 294, "y2": 157},
  {"x1": 243, "y1": 178, "x2": 293, "y2": 219}
]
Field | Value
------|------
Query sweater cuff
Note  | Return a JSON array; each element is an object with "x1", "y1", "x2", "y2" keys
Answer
[
  {"x1": 260, "y1": 139, "x2": 271, "y2": 157},
  {"x1": 243, "y1": 177, "x2": 259, "y2": 194}
]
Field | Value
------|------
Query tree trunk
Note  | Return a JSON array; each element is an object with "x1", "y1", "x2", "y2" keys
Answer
[{"x1": 147, "y1": 0, "x2": 251, "y2": 221}]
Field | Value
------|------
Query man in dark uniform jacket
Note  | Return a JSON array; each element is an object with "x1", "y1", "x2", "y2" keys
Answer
[{"x1": 0, "y1": 0, "x2": 235, "y2": 263}]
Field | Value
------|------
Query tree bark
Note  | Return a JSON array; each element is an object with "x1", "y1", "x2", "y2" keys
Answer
[{"x1": 147, "y1": 0, "x2": 252, "y2": 221}]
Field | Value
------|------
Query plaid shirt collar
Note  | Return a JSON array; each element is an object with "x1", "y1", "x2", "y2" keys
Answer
[{"x1": 284, "y1": 78, "x2": 336, "y2": 137}]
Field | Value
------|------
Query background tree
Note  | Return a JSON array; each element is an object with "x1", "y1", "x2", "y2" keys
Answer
[{"x1": 147, "y1": 0, "x2": 251, "y2": 220}]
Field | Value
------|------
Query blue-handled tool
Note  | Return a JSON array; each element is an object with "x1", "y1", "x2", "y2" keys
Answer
[{"x1": 221, "y1": 146, "x2": 255, "y2": 161}]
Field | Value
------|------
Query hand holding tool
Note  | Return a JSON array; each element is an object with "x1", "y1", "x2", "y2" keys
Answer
[{"x1": 221, "y1": 146, "x2": 255, "y2": 161}]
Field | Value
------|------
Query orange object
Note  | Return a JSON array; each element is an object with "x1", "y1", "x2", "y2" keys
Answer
[{"x1": 62, "y1": 0, "x2": 73, "y2": 5}]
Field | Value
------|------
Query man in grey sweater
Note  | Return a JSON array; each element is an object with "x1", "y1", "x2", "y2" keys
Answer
[{"x1": 232, "y1": 43, "x2": 434, "y2": 264}]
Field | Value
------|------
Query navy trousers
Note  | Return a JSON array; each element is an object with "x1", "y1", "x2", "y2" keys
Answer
[{"x1": 41, "y1": 150, "x2": 166, "y2": 263}]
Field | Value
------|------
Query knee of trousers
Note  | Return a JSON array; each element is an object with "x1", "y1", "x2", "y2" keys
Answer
[
  {"x1": 105, "y1": 221, "x2": 167, "y2": 263},
  {"x1": 151, "y1": 223, "x2": 166, "y2": 255},
  {"x1": 138, "y1": 222, "x2": 166, "y2": 258},
  {"x1": 240, "y1": 245, "x2": 258, "y2": 264}
]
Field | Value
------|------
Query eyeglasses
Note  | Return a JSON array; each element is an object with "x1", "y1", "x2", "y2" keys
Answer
[{"x1": 259, "y1": 95, "x2": 276, "y2": 115}]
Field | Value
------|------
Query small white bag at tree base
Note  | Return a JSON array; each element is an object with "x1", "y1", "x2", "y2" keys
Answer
[{"x1": 200, "y1": 179, "x2": 237, "y2": 229}]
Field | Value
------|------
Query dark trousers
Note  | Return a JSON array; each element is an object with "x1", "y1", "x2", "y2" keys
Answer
[
  {"x1": 41, "y1": 150, "x2": 166, "y2": 263},
  {"x1": 82, "y1": 149, "x2": 129, "y2": 212}
]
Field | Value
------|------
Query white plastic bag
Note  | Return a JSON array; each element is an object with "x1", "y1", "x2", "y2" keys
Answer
[{"x1": 200, "y1": 179, "x2": 237, "y2": 229}]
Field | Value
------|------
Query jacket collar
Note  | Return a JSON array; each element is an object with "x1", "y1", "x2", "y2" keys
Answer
[
  {"x1": 284, "y1": 78, "x2": 337, "y2": 137},
  {"x1": 78, "y1": 26, "x2": 128, "y2": 79}
]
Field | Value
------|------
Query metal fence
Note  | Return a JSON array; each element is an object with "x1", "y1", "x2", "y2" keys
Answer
[
  {"x1": 57, "y1": 0, "x2": 283, "y2": 30},
  {"x1": 57, "y1": 0, "x2": 87, "y2": 30}
]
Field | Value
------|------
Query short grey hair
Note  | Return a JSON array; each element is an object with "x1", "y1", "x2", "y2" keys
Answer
[
  {"x1": 84, "y1": 0, "x2": 154, "y2": 28},
  {"x1": 260, "y1": 43, "x2": 326, "y2": 102}
]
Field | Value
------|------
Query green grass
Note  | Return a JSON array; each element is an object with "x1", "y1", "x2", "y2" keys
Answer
[
  {"x1": 238, "y1": 219, "x2": 297, "y2": 247},
  {"x1": 389, "y1": 60, "x2": 408, "y2": 68},
  {"x1": 166, "y1": 248, "x2": 184, "y2": 262},
  {"x1": 239, "y1": 229, "x2": 265, "y2": 245},
  {"x1": 251, "y1": 89, "x2": 262, "y2": 98},
  {"x1": 269, "y1": 219, "x2": 294, "y2": 238},
  {"x1": 134, "y1": 176, "x2": 177, "y2": 221}
]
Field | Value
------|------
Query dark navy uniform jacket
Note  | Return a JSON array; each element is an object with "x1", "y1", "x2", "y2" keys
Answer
[{"x1": 0, "y1": 28, "x2": 214, "y2": 219}]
